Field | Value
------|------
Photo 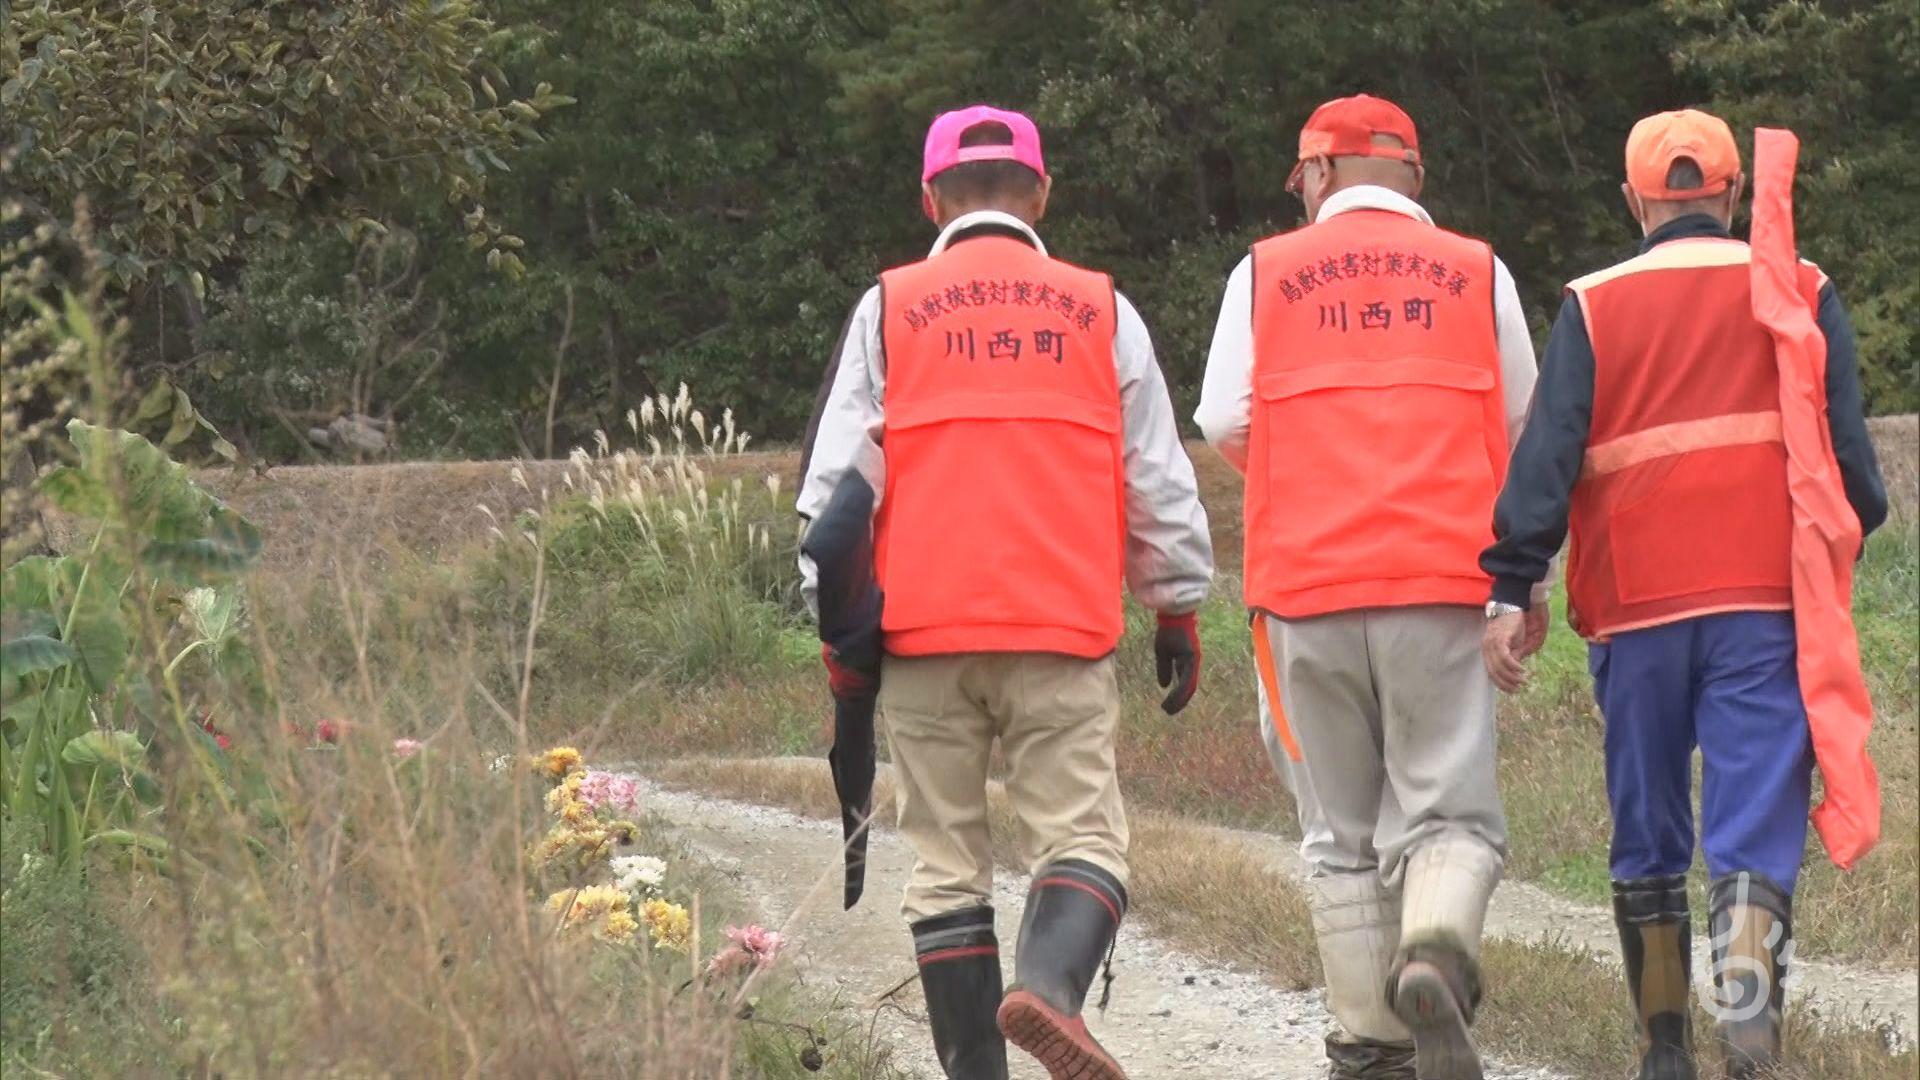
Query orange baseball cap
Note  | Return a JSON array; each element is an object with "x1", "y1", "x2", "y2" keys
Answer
[
  {"x1": 1286, "y1": 94, "x2": 1421, "y2": 192},
  {"x1": 1626, "y1": 109, "x2": 1741, "y2": 199}
]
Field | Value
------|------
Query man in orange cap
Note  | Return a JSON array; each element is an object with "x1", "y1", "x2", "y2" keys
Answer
[
  {"x1": 1196, "y1": 93, "x2": 1542, "y2": 1080},
  {"x1": 1480, "y1": 109, "x2": 1886, "y2": 1080}
]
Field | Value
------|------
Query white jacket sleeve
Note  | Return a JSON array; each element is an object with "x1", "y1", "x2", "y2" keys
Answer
[
  {"x1": 1193, "y1": 255, "x2": 1254, "y2": 473},
  {"x1": 1115, "y1": 291, "x2": 1214, "y2": 615},
  {"x1": 796, "y1": 286, "x2": 886, "y2": 620}
]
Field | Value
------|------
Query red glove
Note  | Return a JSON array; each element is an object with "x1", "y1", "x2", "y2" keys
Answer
[
  {"x1": 822, "y1": 643, "x2": 875, "y2": 699},
  {"x1": 1154, "y1": 611, "x2": 1201, "y2": 715}
]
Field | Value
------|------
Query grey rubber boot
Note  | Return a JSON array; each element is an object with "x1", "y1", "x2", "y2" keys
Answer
[
  {"x1": 1388, "y1": 833, "x2": 1502, "y2": 1080},
  {"x1": 1308, "y1": 868, "x2": 1415, "y2": 1078}
]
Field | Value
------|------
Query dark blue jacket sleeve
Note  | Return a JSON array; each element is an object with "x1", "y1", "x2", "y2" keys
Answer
[
  {"x1": 1480, "y1": 294, "x2": 1593, "y2": 607},
  {"x1": 1815, "y1": 284, "x2": 1889, "y2": 540}
]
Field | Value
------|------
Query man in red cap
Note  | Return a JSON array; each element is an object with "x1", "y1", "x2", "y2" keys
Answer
[
  {"x1": 1196, "y1": 93, "x2": 1543, "y2": 1080},
  {"x1": 1481, "y1": 108, "x2": 1886, "y2": 1080},
  {"x1": 798, "y1": 105, "x2": 1214, "y2": 1080}
]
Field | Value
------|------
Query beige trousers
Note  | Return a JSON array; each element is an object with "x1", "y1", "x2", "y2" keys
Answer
[
  {"x1": 1257, "y1": 605, "x2": 1507, "y2": 884},
  {"x1": 879, "y1": 652, "x2": 1129, "y2": 922}
]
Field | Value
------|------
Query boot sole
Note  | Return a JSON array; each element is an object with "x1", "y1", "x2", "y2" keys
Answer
[
  {"x1": 997, "y1": 989, "x2": 1127, "y2": 1080},
  {"x1": 1393, "y1": 960, "x2": 1484, "y2": 1080}
]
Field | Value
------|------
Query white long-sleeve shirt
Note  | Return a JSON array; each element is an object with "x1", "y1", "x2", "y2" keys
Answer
[
  {"x1": 798, "y1": 209, "x2": 1214, "y2": 619},
  {"x1": 1194, "y1": 185, "x2": 1539, "y2": 471}
]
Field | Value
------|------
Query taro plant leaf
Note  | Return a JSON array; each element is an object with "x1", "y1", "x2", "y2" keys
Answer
[
  {"x1": 35, "y1": 466, "x2": 113, "y2": 520},
  {"x1": 1, "y1": 556, "x2": 65, "y2": 614},
  {"x1": 84, "y1": 829, "x2": 170, "y2": 857},
  {"x1": 60, "y1": 729, "x2": 147, "y2": 772},
  {"x1": 65, "y1": 556, "x2": 131, "y2": 694},
  {"x1": 182, "y1": 586, "x2": 240, "y2": 646},
  {"x1": 144, "y1": 508, "x2": 263, "y2": 582},
  {"x1": 1, "y1": 632, "x2": 78, "y2": 683}
]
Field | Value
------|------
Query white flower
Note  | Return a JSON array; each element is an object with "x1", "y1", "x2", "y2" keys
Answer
[
  {"x1": 612, "y1": 854, "x2": 667, "y2": 896},
  {"x1": 488, "y1": 754, "x2": 514, "y2": 773}
]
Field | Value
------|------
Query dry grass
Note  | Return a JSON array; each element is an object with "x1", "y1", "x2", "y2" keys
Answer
[{"x1": 659, "y1": 756, "x2": 1915, "y2": 1080}]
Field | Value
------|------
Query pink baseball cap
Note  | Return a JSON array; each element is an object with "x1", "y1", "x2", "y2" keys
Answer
[{"x1": 921, "y1": 105, "x2": 1047, "y2": 183}]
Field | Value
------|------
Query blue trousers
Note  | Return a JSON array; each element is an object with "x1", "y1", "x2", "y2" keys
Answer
[{"x1": 1589, "y1": 611, "x2": 1814, "y2": 893}]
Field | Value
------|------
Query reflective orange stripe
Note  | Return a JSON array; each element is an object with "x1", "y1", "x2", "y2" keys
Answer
[
  {"x1": 1581, "y1": 410, "x2": 1782, "y2": 479},
  {"x1": 1250, "y1": 614, "x2": 1301, "y2": 762}
]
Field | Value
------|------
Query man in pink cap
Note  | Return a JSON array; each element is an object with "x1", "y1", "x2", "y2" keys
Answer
[{"x1": 797, "y1": 106, "x2": 1213, "y2": 1080}]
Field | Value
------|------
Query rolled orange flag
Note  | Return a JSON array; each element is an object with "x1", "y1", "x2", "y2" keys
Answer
[{"x1": 1748, "y1": 127, "x2": 1880, "y2": 870}]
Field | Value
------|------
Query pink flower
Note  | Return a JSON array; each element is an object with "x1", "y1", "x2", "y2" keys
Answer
[
  {"x1": 576, "y1": 770, "x2": 642, "y2": 816},
  {"x1": 393, "y1": 738, "x2": 423, "y2": 759},
  {"x1": 725, "y1": 924, "x2": 785, "y2": 966}
]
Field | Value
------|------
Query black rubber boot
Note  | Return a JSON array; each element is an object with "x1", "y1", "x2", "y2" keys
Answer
[
  {"x1": 997, "y1": 859, "x2": 1129, "y2": 1080},
  {"x1": 1613, "y1": 875, "x2": 1698, "y2": 1080},
  {"x1": 1324, "y1": 1033, "x2": 1417, "y2": 1079},
  {"x1": 1707, "y1": 873, "x2": 1791, "y2": 1079},
  {"x1": 912, "y1": 906, "x2": 1009, "y2": 1080}
]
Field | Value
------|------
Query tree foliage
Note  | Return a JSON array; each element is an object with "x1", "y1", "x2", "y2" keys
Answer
[
  {"x1": 7, "y1": 0, "x2": 1912, "y2": 460},
  {"x1": 2, "y1": 0, "x2": 568, "y2": 334}
]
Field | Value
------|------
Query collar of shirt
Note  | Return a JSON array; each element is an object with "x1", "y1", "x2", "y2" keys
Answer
[
  {"x1": 929, "y1": 209, "x2": 1048, "y2": 257},
  {"x1": 1315, "y1": 184, "x2": 1436, "y2": 227},
  {"x1": 1639, "y1": 212, "x2": 1732, "y2": 253}
]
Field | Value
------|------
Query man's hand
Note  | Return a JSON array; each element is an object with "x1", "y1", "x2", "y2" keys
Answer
[
  {"x1": 1520, "y1": 605, "x2": 1550, "y2": 661},
  {"x1": 1483, "y1": 610, "x2": 1531, "y2": 693},
  {"x1": 1154, "y1": 611, "x2": 1202, "y2": 714}
]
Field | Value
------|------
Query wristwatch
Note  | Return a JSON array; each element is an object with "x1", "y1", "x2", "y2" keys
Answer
[{"x1": 1485, "y1": 601, "x2": 1525, "y2": 620}]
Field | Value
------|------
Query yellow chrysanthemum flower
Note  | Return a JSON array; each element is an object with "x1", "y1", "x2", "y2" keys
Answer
[
  {"x1": 642, "y1": 898, "x2": 692, "y2": 952},
  {"x1": 535, "y1": 746, "x2": 583, "y2": 779},
  {"x1": 602, "y1": 908, "x2": 640, "y2": 944}
]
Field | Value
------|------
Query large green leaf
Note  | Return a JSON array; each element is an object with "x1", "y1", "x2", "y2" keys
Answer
[
  {"x1": 60, "y1": 729, "x2": 147, "y2": 771},
  {"x1": 57, "y1": 421, "x2": 262, "y2": 581},
  {"x1": 84, "y1": 829, "x2": 170, "y2": 857},
  {"x1": 0, "y1": 633, "x2": 78, "y2": 683},
  {"x1": 182, "y1": 586, "x2": 240, "y2": 645},
  {"x1": 1, "y1": 556, "x2": 66, "y2": 616},
  {"x1": 35, "y1": 466, "x2": 114, "y2": 519},
  {"x1": 143, "y1": 506, "x2": 263, "y2": 581}
]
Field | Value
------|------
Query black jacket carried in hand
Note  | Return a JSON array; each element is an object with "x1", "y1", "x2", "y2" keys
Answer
[{"x1": 800, "y1": 472, "x2": 883, "y2": 909}]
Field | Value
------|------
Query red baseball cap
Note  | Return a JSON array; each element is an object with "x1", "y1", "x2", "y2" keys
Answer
[
  {"x1": 1286, "y1": 94, "x2": 1421, "y2": 192},
  {"x1": 1625, "y1": 109, "x2": 1741, "y2": 199},
  {"x1": 921, "y1": 105, "x2": 1047, "y2": 184}
]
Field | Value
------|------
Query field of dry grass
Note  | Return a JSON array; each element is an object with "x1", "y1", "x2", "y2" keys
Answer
[{"x1": 205, "y1": 418, "x2": 1917, "y2": 966}]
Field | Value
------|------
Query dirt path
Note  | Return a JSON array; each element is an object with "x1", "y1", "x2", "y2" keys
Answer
[{"x1": 635, "y1": 778, "x2": 1563, "y2": 1080}]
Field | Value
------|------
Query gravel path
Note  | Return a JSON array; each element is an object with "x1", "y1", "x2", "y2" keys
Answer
[{"x1": 635, "y1": 778, "x2": 1565, "y2": 1080}]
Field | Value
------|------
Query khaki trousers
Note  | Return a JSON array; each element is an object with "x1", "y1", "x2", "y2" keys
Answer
[
  {"x1": 879, "y1": 652, "x2": 1129, "y2": 922},
  {"x1": 1257, "y1": 605, "x2": 1507, "y2": 884}
]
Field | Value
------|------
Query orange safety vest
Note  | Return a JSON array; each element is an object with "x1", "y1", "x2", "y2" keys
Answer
[
  {"x1": 1563, "y1": 238, "x2": 1827, "y2": 640},
  {"x1": 874, "y1": 235, "x2": 1124, "y2": 658},
  {"x1": 1245, "y1": 209, "x2": 1504, "y2": 617}
]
